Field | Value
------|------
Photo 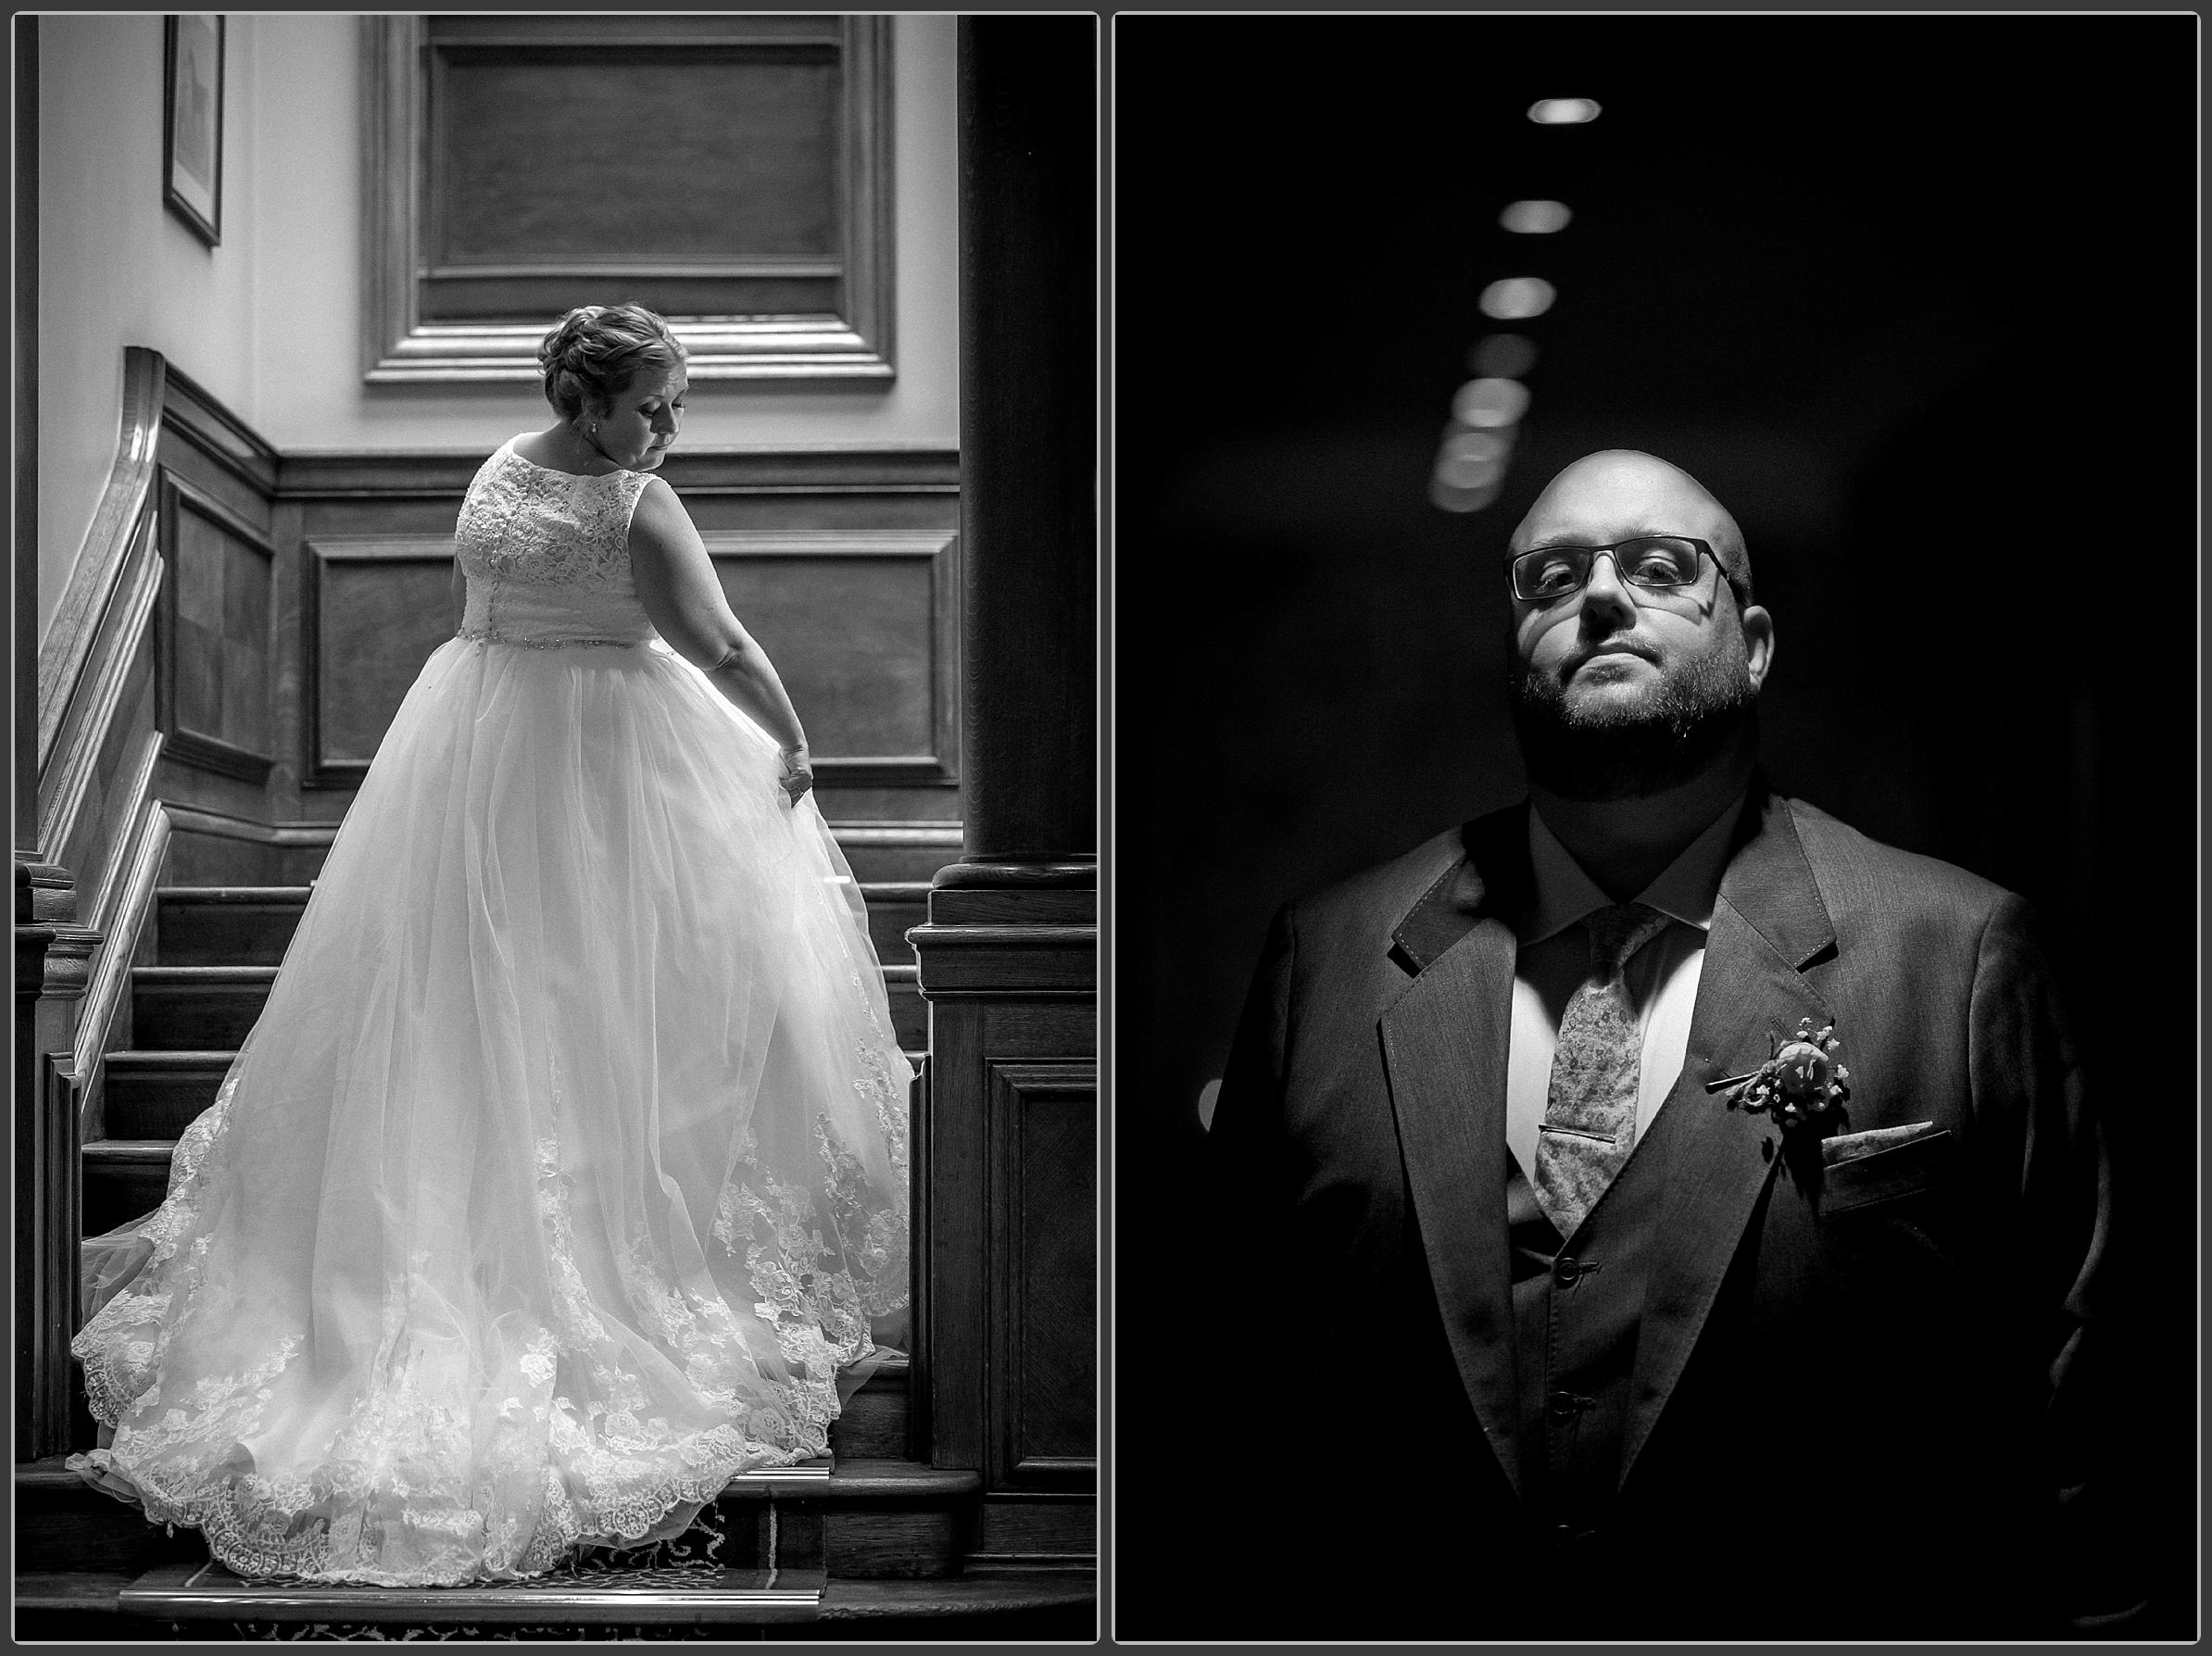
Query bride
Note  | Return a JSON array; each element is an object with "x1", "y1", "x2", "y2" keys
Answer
[{"x1": 69, "y1": 305, "x2": 912, "y2": 1587}]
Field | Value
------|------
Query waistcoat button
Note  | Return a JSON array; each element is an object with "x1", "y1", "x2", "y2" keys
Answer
[{"x1": 1554, "y1": 1255, "x2": 1581, "y2": 1286}]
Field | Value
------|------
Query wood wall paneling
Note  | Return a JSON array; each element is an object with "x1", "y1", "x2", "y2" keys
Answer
[
  {"x1": 974, "y1": 1494, "x2": 1097, "y2": 1562},
  {"x1": 158, "y1": 478, "x2": 275, "y2": 784},
  {"x1": 296, "y1": 523, "x2": 958, "y2": 797},
  {"x1": 279, "y1": 447, "x2": 960, "y2": 503},
  {"x1": 706, "y1": 531, "x2": 959, "y2": 786},
  {"x1": 989, "y1": 1061, "x2": 1097, "y2": 1487},
  {"x1": 160, "y1": 361, "x2": 282, "y2": 501},
  {"x1": 364, "y1": 15, "x2": 895, "y2": 383},
  {"x1": 302, "y1": 536, "x2": 457, "y2": 789},
  {"x1": 912, "y1": 978, "x2": 1096, "y2": 1479}
]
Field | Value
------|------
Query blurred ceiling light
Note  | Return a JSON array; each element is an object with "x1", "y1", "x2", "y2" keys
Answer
[
  {"x1": 1471, "y1": 332, "x2": 1540, "y2": 378},
  {"x1": 1527, "y1": 97, "x2": 1601, "y2": 124},
  {"x1": 1431, "y1": 476, "x2": 1502, "y2": 514},
  {"x1": 1442, "y1": 431, "x2": 1509, "y2": 466},
  {"x1": 1452, "y1": 377, "x2": 1531, "y2": 427},
  {"x1": 1436, "y1": 450, "x2": 1508, "y2": 490},
  {"x1": 1500, "y1": 199, "x2": 1573, "y2": 234},
  {"x1": 1479, "y1": 277, "x2": 1555, "y2": 320}
]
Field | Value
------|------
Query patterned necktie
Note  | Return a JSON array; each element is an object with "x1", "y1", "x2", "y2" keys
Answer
[{"x1": 1533, "y1": 902, "x2": 1672, "y2": 1241}]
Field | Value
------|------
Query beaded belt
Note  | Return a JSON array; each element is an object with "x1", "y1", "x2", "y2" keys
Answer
[{"x1": 455, "y1": 627, "x2": 641, "y2": 650}]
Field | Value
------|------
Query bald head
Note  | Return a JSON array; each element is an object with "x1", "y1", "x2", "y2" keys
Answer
[{"x1": 1512, "y1": 451, "x2": 1752, "y2": 603}]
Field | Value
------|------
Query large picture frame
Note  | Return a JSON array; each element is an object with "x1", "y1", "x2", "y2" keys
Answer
[
  {"x1": 358, "y1": 14, "x2": 895, "y2": 385},
  {"x1": 162, "y1": 14, "x2": 223, "y2": 245}
]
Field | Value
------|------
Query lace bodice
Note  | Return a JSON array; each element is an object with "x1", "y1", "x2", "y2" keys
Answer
[{"x1": 453, "y1": 439, "x2": 659, "y2": 646}]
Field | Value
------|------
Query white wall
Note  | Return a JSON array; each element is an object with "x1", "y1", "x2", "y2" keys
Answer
[
  {"x1": 37, "y1": 12, "x2": 961, "y2": 642},
  {"x1": 250, "y1": 12, "x2": 960, "y2": 454},
  {"x1": 37, "y1": 12, "x2": 263, "y2": 638}
]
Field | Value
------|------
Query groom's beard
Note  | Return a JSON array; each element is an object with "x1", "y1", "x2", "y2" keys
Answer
[{"x1": 1508, "y1": 630, "x2": 1758, "y2": 801}]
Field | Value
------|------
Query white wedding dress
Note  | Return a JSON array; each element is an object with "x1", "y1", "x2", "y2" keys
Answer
[{"x1": 69, "y1": 438, "x2": 912, "y2": 1587}]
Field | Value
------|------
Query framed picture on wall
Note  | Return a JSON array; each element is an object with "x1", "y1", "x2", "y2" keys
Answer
[{"x1": 163, "y1": 14, "x2": 223, "y2": 246}]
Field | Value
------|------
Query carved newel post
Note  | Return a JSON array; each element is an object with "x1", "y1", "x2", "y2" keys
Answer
[{"x1": 906, "y1": 17, "x2": 1098, "y2": 1571}]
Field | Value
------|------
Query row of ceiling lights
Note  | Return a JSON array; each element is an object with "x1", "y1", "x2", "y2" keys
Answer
[{"x1": 1429, "y1": 97, "x2": 1600, "y2": 515}]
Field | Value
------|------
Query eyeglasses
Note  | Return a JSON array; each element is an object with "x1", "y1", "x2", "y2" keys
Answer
[{"x1": 1506, "y1": 536, "x2": 1718, "y2": 604}]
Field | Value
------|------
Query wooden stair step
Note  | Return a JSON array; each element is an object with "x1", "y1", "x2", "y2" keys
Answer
[
  {"x1": 720, "y1": 1456, "x2": 972, "y2": 1502},
  {"x1": 129, "y1": 966, "x2": 277, "y2": 1049},
  {"x1": 80, "y1": 1139, "x2": 176, "y2": 1236},
  {"x1": 15, "y1": 1568, "x2": 1095, "y2": 1641},
  {"x1": 828, "y1": 823, "x2": 961, "y2": 885},
  {"x1": 12, "y1": 1571, "x2": 145, "y2": 1644},
  {"x1": 861, "y1": 880, "x2": 928, "y2": 965},
  {"x1": 129, "y1": 963, "x2": 918, "y2": 1052},
  {"x1": 816, "y1": 1573, "x2": 1095, "y2": 1636},
  {"x1": 15, "y1": 1457, "x2": 208, "y2": 1578},
  {"x1": 100, "y1": 1050, "x2": 233, "y2": 1140},
  {"x1": 828, "y1": 1353, "x2": 907, "y2": 1461},
  {"x1": 708, "y1": 1458, "x2": 980, "y2": 1580},
  {"x1": 153, "y1": 886, "x2": 311, "y2": 966},
  {"x1": 117, "y1": 1559, "x2": 823, "y2": 1626},
  {"x1": 882, "y1": 962, "x2": 925, "y2": 1048},
  {"x1": 154, "y1": 883, "x2": 932, "y2": 968},
  {"x1": 164, "y1": 825, "x2": 959, "y2": 892}
]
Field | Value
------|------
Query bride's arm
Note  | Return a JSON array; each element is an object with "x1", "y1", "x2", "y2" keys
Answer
[{"x1": 628, "y1": 477, "x2": 814, "y2": 788}]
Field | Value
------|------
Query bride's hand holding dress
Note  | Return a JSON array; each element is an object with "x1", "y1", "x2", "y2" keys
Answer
[{"x1": 626, "y1": 470, "x2": 815, "y2": 810}]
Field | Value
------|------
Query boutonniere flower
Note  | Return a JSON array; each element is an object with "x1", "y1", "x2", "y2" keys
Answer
[{"x1": 1704, "y1": 1017, "x2": 1852, "y2": 1127}]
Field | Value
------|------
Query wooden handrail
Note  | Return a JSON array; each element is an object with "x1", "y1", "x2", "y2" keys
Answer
[{"x1": 34, "y1": 345, "x2": 164, "y2": 773}]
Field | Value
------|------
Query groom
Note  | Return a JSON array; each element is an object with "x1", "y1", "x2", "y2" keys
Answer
[{"x1": 1202, "y1": 451, "x2": 2127, "y2": 1638}]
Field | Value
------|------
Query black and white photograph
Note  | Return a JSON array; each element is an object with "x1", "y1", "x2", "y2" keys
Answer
[
  {"x1": 18, "y1": 13, "x2": 1095, "y2": 1639},
  {"x1": 1112, "y1": 11, "x2": 2195, "y2": 1642},
  {"x1": 15, "y1": 6, "x2": 2206, "y2": 1648}
]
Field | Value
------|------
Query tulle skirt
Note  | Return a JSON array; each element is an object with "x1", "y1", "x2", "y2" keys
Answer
[{"x1": 69, "y1": 636, "x2": 912, "y2": 1586}]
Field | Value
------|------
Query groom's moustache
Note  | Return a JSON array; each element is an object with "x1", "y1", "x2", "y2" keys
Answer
[{"x1": 1559, "y1": 641, "x2": 1660, "y2": 675}]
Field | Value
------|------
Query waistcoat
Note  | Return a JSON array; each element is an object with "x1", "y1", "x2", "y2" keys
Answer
[{"x1": 1507, "y1": 1083, "x2": 1681, "y2": 1545}]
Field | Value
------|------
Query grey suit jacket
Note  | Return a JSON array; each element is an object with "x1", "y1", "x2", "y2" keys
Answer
[{"x1": 1205, "y1": 782, "x2": 2112, "y2": 1638}]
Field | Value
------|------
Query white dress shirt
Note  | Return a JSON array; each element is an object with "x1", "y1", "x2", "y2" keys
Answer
[{"x1": 1502, "y1": 798, "x2": 1744, "y2": 1181}]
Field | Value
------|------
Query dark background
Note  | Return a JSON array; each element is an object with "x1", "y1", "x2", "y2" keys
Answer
[{"x1": 1112, "y1": 13, "x2": 2196, "y2": 1633}]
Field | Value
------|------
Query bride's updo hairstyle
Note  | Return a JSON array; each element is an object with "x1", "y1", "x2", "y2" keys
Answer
[{"x1": 539, "y1": 304, "x2": 686, "y2": 422}]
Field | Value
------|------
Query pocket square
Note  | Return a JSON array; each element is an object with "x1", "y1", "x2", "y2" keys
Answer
[
  {"x1": 1818, "y1": 1124, "x2": 1953, "y2": 1216},
  {"x1": 1820, "y1": 1121, "x2": 1942, "y2": 1167}
]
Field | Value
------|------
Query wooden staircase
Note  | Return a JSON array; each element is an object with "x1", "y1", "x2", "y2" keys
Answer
[{"x1": 20, "y1": 836, "x2": 1095, "y2": 1638}]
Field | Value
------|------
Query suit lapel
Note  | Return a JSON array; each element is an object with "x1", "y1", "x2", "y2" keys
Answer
[
  {"x1": 1619, "y1": 785, "x2": 1837, "y2": 1487},
  {"x1": 1378, "y1": 808, "x2": 1530, "y2": 1499}
]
